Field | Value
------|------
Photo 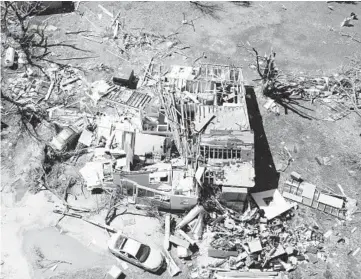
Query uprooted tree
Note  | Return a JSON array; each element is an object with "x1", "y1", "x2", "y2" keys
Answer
[
  {"x1": 1, "y1": 2, "x2": 79, "y2": 141},
  {"x1": 239, "y1": 42, "x2": 361, "y2": 118},
  {"x1": 1, "y1": 1, "x2": 50, "y2": 66}
]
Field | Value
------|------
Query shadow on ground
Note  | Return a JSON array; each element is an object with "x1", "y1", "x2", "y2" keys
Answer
[{"x1": 245, "y1": 86, "x2": 280, "y2": 192}]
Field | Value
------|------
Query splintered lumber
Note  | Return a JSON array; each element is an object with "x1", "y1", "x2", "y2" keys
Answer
[
  {"x1": 169, "y1": 235, "x2": 190, "y2": 249},
  {"x1": 177, "y1": 229, "x2": 196, "y2": 245},
  {"x1": 81, "y1": 35, "x2": 103, "y2": 43},
  {"x1": 98, "y1": 4, "x2": 114, "y2": 18},
  {"x1": 113, "y1": 21, "x2": 119, "y2": 39},
  {"x1": 195, "y1": 166, "x2": 205, "y2": 185},
  {"x1": 61, "y1": 77, "x2": 80, "y2": 87},
  {"x1": 191, "y1": 211, "x2": 205, "y2": 240},
  {"x1": 53, "y1": 210, "x2": 117, "y2": 232},
  {"x1": 105, "y1": 130, "x2": 116, "y2": 150},
  {"x1": 197, "y1": 114, "x2": 216, "y2": 133},
  {"x1": 164, "y1": 214, "x2": 171, "y2": 250},
  {"x1": 208, "y1": 249, "x2": 238, "y2": 259},
  {"x1": 163, "y1": 250, "x2": 181, "y2": 277},
  {"x1": 176, "y1": 205, "x2": 205, "y2": 229},
  {"x1": 111, "y1": 10, "x2": 122, "y2": 27},
  {"x1": 45, "y1": 80, "x2": 55, "y2": 100},
  {"x1": 83, "y1": 219, "x2": 118, "y2": 232},
  {"x1": 183, "y1": 91, "x2": 200, "y2": 103}
]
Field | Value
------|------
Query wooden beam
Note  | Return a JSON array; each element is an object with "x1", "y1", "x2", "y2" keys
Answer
[
  {"x1": 169, "y1": 235, "x2": 190, "y2": 249},
  {"x1": 164, "y1": 214, "x2": 171, "y2": 250}
]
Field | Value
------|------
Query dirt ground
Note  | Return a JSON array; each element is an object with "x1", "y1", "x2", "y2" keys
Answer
[{"x1": 1, "y1": 1, "x2": 361, "y2": 279}]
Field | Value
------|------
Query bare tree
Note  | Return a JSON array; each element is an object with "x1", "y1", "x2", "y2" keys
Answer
[{"x1": 190, "y1": 1, "x2": 224, "y2": 20}]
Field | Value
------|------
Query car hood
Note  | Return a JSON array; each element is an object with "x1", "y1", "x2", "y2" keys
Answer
[{"x1": 142, "y1": 248, "x2": 164, "y2": 271}]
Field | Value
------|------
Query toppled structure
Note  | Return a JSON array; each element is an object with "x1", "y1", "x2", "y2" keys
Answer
[
  {"x1": 76, "y1": 63, "x2": 255, "y2": 212},
  {"x1": 157, "y1": 64, "x2": 255, "y2": 211}
]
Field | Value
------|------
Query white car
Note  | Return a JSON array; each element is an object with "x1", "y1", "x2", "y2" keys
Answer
[{"x1": 108, "y1": 232, "x2": 165, "y2": 272}]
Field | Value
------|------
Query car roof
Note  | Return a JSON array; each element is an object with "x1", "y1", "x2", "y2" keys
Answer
[{"x1": 121, "y1": 238, "x2": 141, "y2": 257}]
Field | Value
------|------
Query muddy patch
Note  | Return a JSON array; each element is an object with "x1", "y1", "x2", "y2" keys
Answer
[{"x1": 22, "y1": 227, "x2": 114, "y2": 279}]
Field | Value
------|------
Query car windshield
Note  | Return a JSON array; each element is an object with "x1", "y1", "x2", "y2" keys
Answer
[
  {"x1": 115, "y1": 236, "x2": 126, "y2": 250},
  {"x1": 135, "y1": 244, "x2": 151, "y2": 263}
]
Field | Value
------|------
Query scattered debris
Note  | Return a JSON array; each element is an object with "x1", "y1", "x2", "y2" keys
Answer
[
  {"x1": 350, "y1": 12, "x2": 358, "y2": 20},
  {"x1": 264, "y1": 97, "x2": 280, "y2": 115},
  {"x1": 2, "y1": 4, "x2": 359, "y2": 278},
  {"x1": 352, "y1": 247, "x2": 360, "y2": 257},
  {"x1": 163, "y1": 249, "x2": 181, "y2": 277},
  {"x1": 341, "y1": 12, "x2": 358, "y2": 27},
  {"x1": 341, "y1": 17, "x2": 353, "y2": 27}
]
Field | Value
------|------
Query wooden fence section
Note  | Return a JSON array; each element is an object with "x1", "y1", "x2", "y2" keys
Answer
[{"x1": 283, "y1": 180, "x2": 347, "y2": 219}]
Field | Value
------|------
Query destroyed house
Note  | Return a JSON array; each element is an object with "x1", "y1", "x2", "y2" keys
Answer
[
  {"x1": 157, "y1": 64, "x2": 248, "y2": 158},
  {"x1": 93, "y1": 63, "x2": 255, "y2": 211},
  {"x1": 159, "y1": 64, "x2": 255, "y2": 207}
]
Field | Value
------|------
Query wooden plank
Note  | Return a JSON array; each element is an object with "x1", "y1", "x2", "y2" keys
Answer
[
  {"x1": 169, "y1": 235, "x2": 190, "y2": 249},
  {"x1": 195, "y1": 166, "x2": 205, "y2": 185},
  {"x1": 282, "y1": 191, "x2": 303, "y2": 203},
  {"x1": 164, "y1": 214, "x2": 171, "y2": 250},
  {"x1": 163, "y1": 249, "x2": 181, "y2": 277},
  {"x1": 208, "y1": 249, "x2": 238, "y2": 259},
  {"x1": 177, "y1": 230, "x2": 196, "y2": 245}
]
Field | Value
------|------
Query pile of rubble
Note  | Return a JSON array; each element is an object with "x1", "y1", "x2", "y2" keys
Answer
[{"x1": 188, "y1": 205, "x2": 325, "y2": 278}]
